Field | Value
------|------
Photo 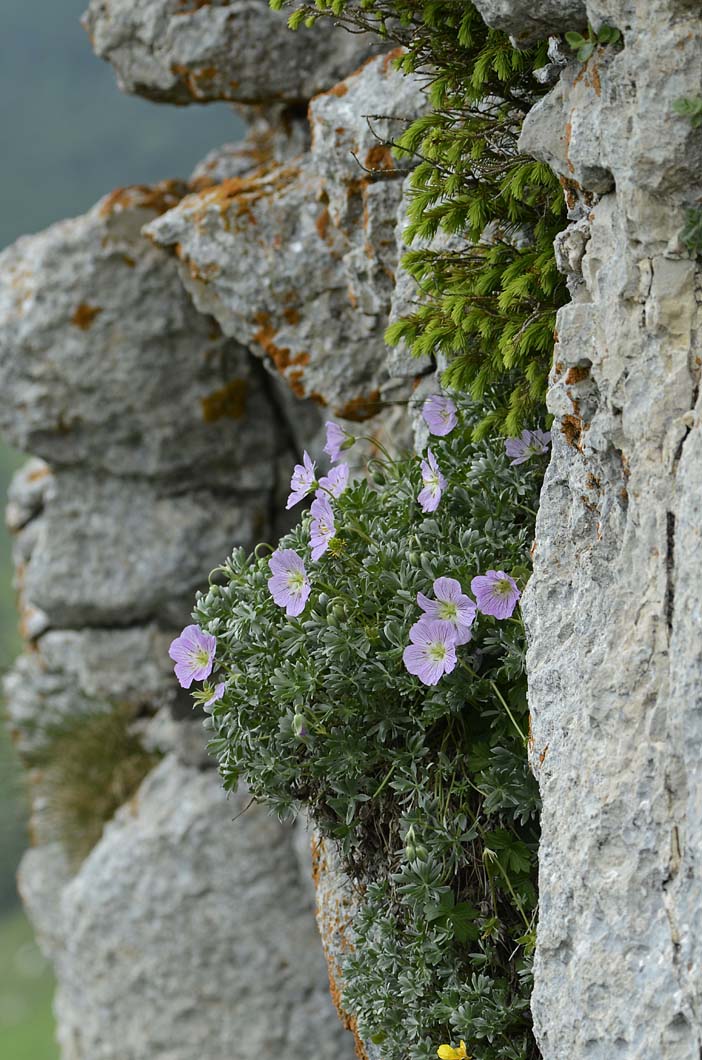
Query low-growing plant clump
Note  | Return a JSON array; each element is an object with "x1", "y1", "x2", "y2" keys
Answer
[{"x1": 175, "y1": 397, "x2": 549, "y2": 1060}]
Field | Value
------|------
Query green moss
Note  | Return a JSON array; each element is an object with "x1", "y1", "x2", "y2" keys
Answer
[{"x1": 28, "y1": 707, "x2": 159, "y2": 868}]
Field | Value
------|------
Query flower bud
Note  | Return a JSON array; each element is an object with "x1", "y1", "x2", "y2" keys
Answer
[{"x1": 292, "y1": 714, "x2": 308, "y2": 738}]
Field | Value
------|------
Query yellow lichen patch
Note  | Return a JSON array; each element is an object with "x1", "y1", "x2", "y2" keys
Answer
[
  {"x1": 71, "y1": 303, "x2": 103, "y2": 330},
  {"x1": 200, "y1": 378, "x2": 248, "y2": 422}
]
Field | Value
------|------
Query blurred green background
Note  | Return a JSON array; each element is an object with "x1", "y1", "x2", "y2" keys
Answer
[{"x1": 1, "y1": 1, "x2": 243, "y2": 1055}]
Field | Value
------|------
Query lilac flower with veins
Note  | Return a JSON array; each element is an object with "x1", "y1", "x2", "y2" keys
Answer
[
  {"x1": 417, "y1": 577, "x2": 476, "y2": 645},
  {"x1": 286, "y1": 451, "x2": 316, "y2": 509},
  {"x1": 471, "y1": 570, "x2": 521, "y2": 619},
  {"x1": 317, "y1": 462, "x2": 349, "y2": 500},
  {"x1": 418, "y1": 447, "x2": 446, "y2": 513},
  {"x1": 204, "y1": 682, "x2": 225, "y2": 710},
  {"x1": 403, "y1": 618, "x2": 458, "y2": 686},
  {"x1": 309, "y1": 494, "x2": 335, "y2": 561},
  {"x1": 168, "y1": 624, "x2": 216, "y2": 690},
  {"x1": 323, "y1": 421, "x2": 352, "y2": 463},
  {"x1": 422, "y1": 394, "x2": 457, "y2": 437},
  {"x1": 268, "y1": 549, "x2": 311, "y2": 617},
  {"x1": 504, "y1": 429, "x2": 551, "y2": 466}
]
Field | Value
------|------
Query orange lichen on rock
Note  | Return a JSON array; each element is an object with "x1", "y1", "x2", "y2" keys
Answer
[
  {"x1": 311, "y1": 836, "x2": 370, "y2": 1060},
  {"x1": 565, "y1": 365, "x2": 591, "y2": 385},
  {"x1": 381, "y1": 46, "x2": 405, "y2": 73},
  {"x1": 192, "y1": 164, "x2": 300, "y2": 229},
  {"x1": 99, "y1": 180, "x2": 189, "y2": 219},
  {"x1": 364, "y1": 144, "x2": 395, "y2": 172},
  {"x1": 336, "y1": 390, "x2": 381, "y2": 422},
  {"x1": 315, "y1": 206, "x2": 331, "y2": 241},
  {"x1": 200, "y1": 378, "x2": 248, "y2": 422},
  {"x1": 252, "y1": 313, "x2": 292, "y2": 371},
  {"x1": 561, "y1": 413, "x2": 584, "y2": 449},
  {"x1": 71, "y1": 304, "x2": 103, "y2": 330}
]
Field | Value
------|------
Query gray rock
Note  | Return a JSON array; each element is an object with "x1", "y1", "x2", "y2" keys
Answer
[
  {"x1": 147, "y1": 55, "x2": 427, "y2": 419},
  {"x1": 522, "y1": 4, "x2": 702, "y2": 1056},
  {"x1": 18, "y1": 843, "x2": 73, "y2": 962},
  {"x1": 20, "y1": 469, "x2": 269, "y2": 628},
  {"x1": 31, "y1": 756, "x2": 356, "y2": 1060},
  {"x1": 190, "y1": 106, "x2": 310, "y2": 188},
  {"x1": 4, "y1": 625, "x2": 176, "y2": 755},
  {"x1": 0, "y1": 183, "x2": 283, "y2": 488},
  {"x1": 82, "y1": 0, "x2": 382, "y2": 105},
  {"x1": 311, "y1": 833, "x2": 381, "y2": 1060},
  {"x1": 5, "y1": 458, "x2": 52, "y2": 532},
  {"x1": 472, "y1": 0, "x2": 587, "y2": 47}
]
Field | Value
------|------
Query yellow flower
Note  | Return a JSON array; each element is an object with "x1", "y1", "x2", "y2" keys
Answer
[{"x1": 437, "y1": 1040, "x2": 470, "y2": 1060}]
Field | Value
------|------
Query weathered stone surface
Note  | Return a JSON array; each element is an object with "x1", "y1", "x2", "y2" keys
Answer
[
  {"x1": 521, "y1": 3, "x2": 702, "y2": 1056},
  {"x1": 18, "y1": 843, "x2": 73, "y2": 962},
  {"x1": 4, "y1": 625, "x2": 176, "y2": 755},
  {"x1": 82, "y1": 0, "x2": 382, "y2": 105},
  {"x1": 147, "y1": 54, "x2": 427, "y2": 418},
  {"x1": 23, "y1": 757, "x2": 355, "y2": 1060},
  {"x1": 19, "y1": 469, "x2": 267, "y2": 628},
  {"x1": 190, "y1": 106, "x2": 310, "y2": 188},
  {"x1": 311, "y1": 834, "x2": 381, "y2": 1060},
  {"x1": 472, "y1": 0, "x2": 586, "y2": 47},
  {"x1": 0, "y1": 183, "x2": 288, "y2": 487}
]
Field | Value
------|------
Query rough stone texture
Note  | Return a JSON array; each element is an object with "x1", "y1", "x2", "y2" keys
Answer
[
  {"x1": 311, "y1": 834, "x2": 382, "y2": 1060},
  {"x1": 190, "y1": 106, "x2": 310, "y2": 187},
  {"x1": 147, "y1": 54, "x2": 428, "y2": 418},
  {"x1": 82, "y1": 0, "x2": 382, "y2": 105},
  {"x1": 0, "y1": 184, "x2": 284, "y2": 487},
  {"x1": 519, "y1": 4, "x2": 702, "y2": 1057},
  {"x1": 4, "y1": 626, "x2": 175, "y2": 756},
  {"x1": 23, "y1": 757, "x2": 353, "y2": 1060},
  {"x1": 472, "y1": 0, "x2": 586, "y2": 47},
  {"x1": 20, "y1": 470, "x2": 267, "y2": 628}
]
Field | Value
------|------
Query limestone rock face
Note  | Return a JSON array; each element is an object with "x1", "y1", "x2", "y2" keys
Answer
[
  {"x1": 23, "y1": 757, "x2": 349, "y2": 1060},
  {"x1": 82, "y1": 0, "x2": 381, "y2": 104},
  {"x1": 518, "y1": 3, "x2": 702, "y2": 1057},
  {"x1": 0, "y1": 184, "x2": 281, "y2": 487},
  {"x1": 147, "y1": 54, "x2": 427, "y2": 418},
  {"x1": 472, "y1": 0, "x2": 586, "y2": 46}
]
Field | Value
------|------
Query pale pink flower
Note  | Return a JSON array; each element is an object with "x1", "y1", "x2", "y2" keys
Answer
[
  {"x1": 402, "y1": 618, "x2": 457, "y2": 686},
  {"x1": 286, "y1": 451, "x2": 317, "y2": 509},
  {"x1": 268, "y1": 549, "x2": 311, "y2": 617},
  {"x1": 422, "y1": 394, "x2": 457, "y2": 436},
  {"x1": 417, "y1": 577, "x2": 476, "y2": 646},
  {"x1": 168, "y1": 625, "x2": 216, "y2": 689},
  {"x1": 323, "y1": 422, "x2": 352, "y2": 463},
  {"x1": 310, "y1": 495, "x2": 335, "y2": 561},
  {"x1": 204, "y1": 682, "x2": 226, "y2": 709},
  {"x1": 317, "y1": 462, "x2": 349, "y2": 499},
  {"x1": 471, "y1": 570, "x2": 521, "y2": 619},
  {"x1": 418, "y1": 448, "x2": 446, "y2": 513},
  {"x1": 504, "y1": 429, "x2": 551, "y2": 466}
]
